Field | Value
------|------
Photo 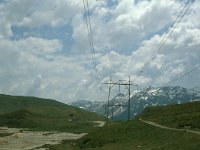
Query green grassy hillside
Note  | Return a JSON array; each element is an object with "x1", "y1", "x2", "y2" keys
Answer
[
  {"x1": 43, "y1": 120, "x2": 200, "y2": 150},
  {"x1": 138, "y1": 100, "x2": 200, "y2": 130},
  {"x1": 0, "y1": 94, "x2": 105, "y2": 133}
]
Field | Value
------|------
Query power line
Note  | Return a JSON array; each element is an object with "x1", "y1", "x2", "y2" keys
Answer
[
  {"x1": 139, "y1": 0, "x2": 194, "y2": 74},
  {"x1": 85, "y1": 0, "x2": 97, "y2": 72},
  {"x1": 163, "y1": 65, "x2": 200, "y2": 86},
  {"x1": 82, "y1": 0, "x2": 98, "y2": 77},
  {"x1": 141, "y1": 0, "x2": 192, "y2": 71},
  {"x1": 118, "y1": 0, "x2": 128, "y2": 44}
]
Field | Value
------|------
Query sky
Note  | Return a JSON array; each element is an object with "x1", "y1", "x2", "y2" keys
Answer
[{"x1": 0, "y1": 0, "x2": 199, "y2": 103}]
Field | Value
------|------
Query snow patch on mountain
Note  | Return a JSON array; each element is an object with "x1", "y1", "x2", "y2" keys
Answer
[{"x1": 70, "y1": 86, "x2": 200, "y2": 120}]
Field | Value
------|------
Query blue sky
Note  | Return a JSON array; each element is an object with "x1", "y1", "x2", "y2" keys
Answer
[{"x1": 0, "y1": 0, "x2": 199, "y2": 103}]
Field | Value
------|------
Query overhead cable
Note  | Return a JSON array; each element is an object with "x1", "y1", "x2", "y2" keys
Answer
[
  {"x1": 139, "y1": 0, "x2": 194, "y2": 74},
  {"x1": 82, "y1": 0, "x2": 98, "y2": 75},
  {"x1": 163, "y1": 65, "x2": 200, "y2": 86}
]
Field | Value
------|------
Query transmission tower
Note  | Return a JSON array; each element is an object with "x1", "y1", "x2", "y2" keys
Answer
[{"x1": 103, "y1": 76, "x2": 138, "y2": 122}]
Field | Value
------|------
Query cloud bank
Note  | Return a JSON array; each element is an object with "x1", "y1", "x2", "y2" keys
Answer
[{"x1": 0, "y1": 0, "x2": 199, "y2": 103}]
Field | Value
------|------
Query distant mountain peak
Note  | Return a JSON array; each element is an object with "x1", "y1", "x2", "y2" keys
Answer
[{"x1": 71, "y1": 86, "x2": 200, "y2": 120}]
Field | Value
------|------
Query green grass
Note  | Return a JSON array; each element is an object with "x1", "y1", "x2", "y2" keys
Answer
[
  {"x1": 3, "y1": 94, "x2": 200, "y2": 149},
  {"x1": 138, "y1": 101, "x2": 200, "y2": 130},
  {"x1": 43, "y1": 120, "x2": 200, "y2": 150},
  {"x1": 0, "y1": 94, "x2": 105, "y2": 133},
  {"x1": 0, "y1": 94, "x2": 68, "y2": 114}
]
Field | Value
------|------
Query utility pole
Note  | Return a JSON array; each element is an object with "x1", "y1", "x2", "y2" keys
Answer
[
  {"x1": 104, "y1": 76, "x2": 120, "y2": 122},
  {"x1": 103, "y1": 76, "x2": 138, "y2": 122},
  {"x1": 128, "y1": 76, "x2": 131, "y2": 121},
  {"x1": 106, "y1": 76, "x2": 112, "y2": 122},
  {"x1": 111, "y1": 106, "x2": 114, "y2": 120}
]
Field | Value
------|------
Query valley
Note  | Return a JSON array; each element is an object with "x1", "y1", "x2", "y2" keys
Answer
[
  {"x1": 0, "y1": 127, "x2": 86, "y2": 150},
  {"x1": 1, "y1": 92, "x2": 200, "y2": 150},
  {"x1": 1, "y1": 0, "x2": 200, "y2": 149}
]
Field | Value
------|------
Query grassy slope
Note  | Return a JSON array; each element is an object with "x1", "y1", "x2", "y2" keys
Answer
[
  {"x1": 0, "y1": 94, "x2": 105, "y2": 133},
  {"x1": 0, "y1": 94, "x2": 67, "y2": 114},
  {"x1": 44, "y1": 120, "x2": 200, "y2": 150},
  {"x1": 138, "y1": 100, "x2": 200, "y2": 130},
  {"x1": 43, "y1": 100, "x2": 200, "y2": 150}
]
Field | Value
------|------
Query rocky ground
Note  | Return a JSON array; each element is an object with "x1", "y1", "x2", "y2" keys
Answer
[{"x1": 0, "y1": 127, "x2": 87, "y2": 150}]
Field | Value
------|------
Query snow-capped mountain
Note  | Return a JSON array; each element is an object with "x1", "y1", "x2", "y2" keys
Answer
[
  {"x1": 70, "y1": 86, "x2": 200, "y2": 120},
  {"x1": 111, "y1": 86, "x2": 200, "y2": 120},
  {"x1": 70, "y1": 100, "x2": 105, "y2": 115}
]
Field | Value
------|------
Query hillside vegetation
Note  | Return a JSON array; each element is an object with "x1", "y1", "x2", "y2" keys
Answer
[
  {"x1": 44, "y1": 120, "x2": 200, "y2": 150},
  {"x1": 41, "y1": 100, "x2": 200, "y2": 150},
  {"x1": 0, "y1": 94, "x2": 105, "y2": 133},
  {"x1": 138, "y1": 100, "x2": 200, "y2": 130}
]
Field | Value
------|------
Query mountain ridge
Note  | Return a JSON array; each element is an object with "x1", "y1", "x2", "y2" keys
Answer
[{"x1": 71, "y1": 86, "x2": 200, "y2": 120}]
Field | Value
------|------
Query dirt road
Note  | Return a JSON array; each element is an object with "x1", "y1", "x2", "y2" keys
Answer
[
  {"x1": 141, "y1": 120, "x2": 200, "y2": 135},
  {"x1": 93, "y1": 121, "x2": 106, "y2": 127}
]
